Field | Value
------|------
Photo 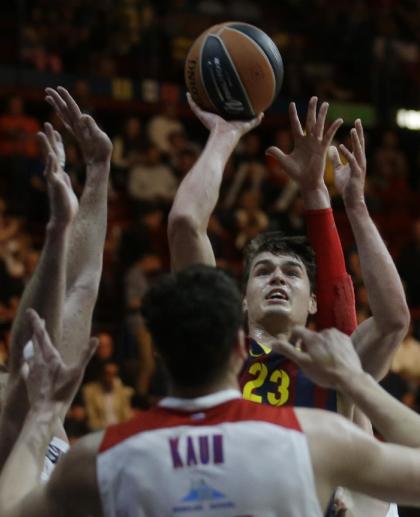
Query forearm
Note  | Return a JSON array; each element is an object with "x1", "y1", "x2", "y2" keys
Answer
[
  {"x1": 305, "y1": 207, "x2": 357, "y2": 333},
  {"x1": 9, "y1": 223, "x2": 70, "y2": 375},
  {"x1": 340, "y1": 370, "x2": 420, "y2": 447},
  {"x1": 0, "y1": 377, "x2": 27, "y2": 470},
  {"x1": 168, "y1": 129, "x2": 239, "y2": 271},
  {"x1": 66, "y1": 161, "x2": 109, "y2": 290},
  {"x1": 0, "y1": 406, "x2": 56, "y2": 514},
  {"x1": 169, "y1": 129, "x2": 238, "y2": 228},
  {"x1": 346, "y1": 201, "x2": 409, "y2": 332}
]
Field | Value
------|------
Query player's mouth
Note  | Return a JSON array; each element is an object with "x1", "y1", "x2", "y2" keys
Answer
[{"x1": 265, "y1": 288, "x2": 289, "y2": 304}]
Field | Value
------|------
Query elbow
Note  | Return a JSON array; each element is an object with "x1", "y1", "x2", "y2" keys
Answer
[
  {"x1": 167, "y1": 210, "x2": 201, "y2": 245},
  {"x1": 384, "y1": 300, "x2": 411, "y2": 339}
]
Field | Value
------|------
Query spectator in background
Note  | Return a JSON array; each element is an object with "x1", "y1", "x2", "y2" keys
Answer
[
  {"x1": 172, "y1": 148, "x2": 199, "y2": 180},
  {"x1": 0, "y1": 96, "x2": 41, "y2": 214},
  {"x1": 84, "y1": 332, "x2": 115, "y2": 383},
  {"x1": 124, "y1": 253, "x2": 161, "y2": 394},
  {"x1": 147, "y1": 101, "x2": 185, "y2": 153},
  {"x1": 398, "y1": 218, "x2": 420, "y2": 309},
  {"x1": 270, "y1": 194, "x2": 305, "y2": 237},
  {"x1": 83, "y1": 361, "x2": 134, "y2": 431},
  {"x1": 166, "y1": 129, "x2": 199, "y2": 174},
  {"x1": 112, "y1": 116, "x2": 147, "y2": 188},
  {"x1": 266, "y1": 129, "x2": 299, "y2": 211},
  {"x1": 373, "y1": 129, "x2": 407, "y2": 191},
  {"x1": 128, "y1": 144, "x2": 178, "y2": 208},
  {"x1": 224, "y1": 132, "x2": 266, "y2": 210},
  {"x1": 118, "y1": 206, "x2": 169, "y2": 270},
  {"x1": 234, "y1": 189, "x2": 268, "y2": 250},
  {"x1": 0, "y1": 96, "x2": 40, "y2": 161},
  {"x1": 64, "y1": 395, "x2": 89, "y2": 444},
  {"x1": 392, "y1": 322, "x2": 420, "y2": 383}
]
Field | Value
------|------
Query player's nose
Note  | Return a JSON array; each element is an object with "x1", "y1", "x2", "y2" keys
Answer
[{"x1": 269, "y1": 267, "x2": 286, "y2": 285}]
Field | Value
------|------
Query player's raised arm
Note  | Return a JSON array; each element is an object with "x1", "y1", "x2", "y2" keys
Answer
[
  {"x1": 266, "y1": 98, "x2": 357, "y2": 335},
  {"x1": 0, "y1": 125, "x2": 78, "y2": 470},
  {"x1": 330, "y1": 119, "x2": 410, "y2": 379},
  {"x1": 8, "y1": 125, "x2": 77, "y2": 375},
  {"x1": 45, "y1": 86, "x2": 112, "y2": 367},
  {"x1": 167, "y1": 94, "x2": 263, "y2": 272},
  {"x1": 0, "y1": 310, "x2": 99, "y2": 517}
]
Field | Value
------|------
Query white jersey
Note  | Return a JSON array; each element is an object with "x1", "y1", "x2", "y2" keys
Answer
[{"x1": 97, "y1": 389, "x2": 322, "y2": 517}]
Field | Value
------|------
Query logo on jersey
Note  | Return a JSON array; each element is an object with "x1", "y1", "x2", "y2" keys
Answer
[{"x1": 173, "y1": 479, "x2": 235, "y2": 513}]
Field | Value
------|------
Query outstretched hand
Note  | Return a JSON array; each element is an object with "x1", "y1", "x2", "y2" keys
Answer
[
  {"x1": 38, "y1": 123, "x2": 78, "y2": 226},
  {"x1": 266, "y1": 97, "x2": 343, "y2": 192},
  {"x1": 22, "y1": 309, "x2": 97, "y2": 412},
  {"x1": 187, "y1": 93, "x2": 263, "y2": 139},
  {"x1": 330, "y1": 118, "x2": 366, "y2": 209},
  {"x1": 45, "y1": 86, "x2": 112, "y2": 165},
  {"x1": 271, "y1": 326, "x2": 363, "y2": 390}
]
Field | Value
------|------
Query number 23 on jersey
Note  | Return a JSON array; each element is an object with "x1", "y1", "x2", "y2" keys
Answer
[{"x1": 242, "y1": 362, "x2": 290, "y2": 406}]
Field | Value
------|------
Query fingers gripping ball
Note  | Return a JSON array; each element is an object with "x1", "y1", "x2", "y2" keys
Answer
[{"x1": 185, "y1": 22, "x2": 284, "y2": 120}]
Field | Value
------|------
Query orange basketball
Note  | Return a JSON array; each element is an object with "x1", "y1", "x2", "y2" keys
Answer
[{"x1": 185, "y1": 22, "x2": 284, "y2": 120}]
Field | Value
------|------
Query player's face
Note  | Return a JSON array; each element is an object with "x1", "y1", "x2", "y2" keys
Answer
[{"x1": 244, "y1": 252, "x2": 316, "y2": 330}]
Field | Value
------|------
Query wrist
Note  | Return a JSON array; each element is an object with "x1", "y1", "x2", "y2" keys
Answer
[
  {"x1": 86, "y1": 159, "x2": 111, "y2": 169},
  {"x1": 337, "y1": 369, "x2": 370, "y2": 398},
  {"x1": 210, "y1": 125, "x2": 240, "y2": 146},
  {"x1": 28, "y1": 401, "x2": 61, "y2": 423},
  {"x1": 302, "y1": 184, "x2": 331, "y2": 210},
  {"x1": 343, "y1": 197, "x2": 368, "y2": 214}
]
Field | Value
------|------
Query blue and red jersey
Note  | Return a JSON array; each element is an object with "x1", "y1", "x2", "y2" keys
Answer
[{"x1": 239, "y1": 338, "x2": 337, "y2": 411}]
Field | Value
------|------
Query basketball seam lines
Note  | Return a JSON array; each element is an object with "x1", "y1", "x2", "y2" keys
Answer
[
  {"x1": 224, "y1": 27, "x2": 276, "y2": 103},
  {"x1": 209, "y1": 34, "x2": 255, "y2": 117},
  {"x1": 198, "y1": 35, "x2": 219, "y2": 113}
]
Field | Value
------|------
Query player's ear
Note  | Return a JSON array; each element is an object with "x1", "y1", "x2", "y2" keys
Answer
[
  {"x1": 231, "y1": 329, "x2": 247, "y2": 375},
  {"x1": 242, "y1": 297, "x2": 248, "y2": 313},
  {"x1": 308, "y1": 293, "x2": 317, "y2": 315}
]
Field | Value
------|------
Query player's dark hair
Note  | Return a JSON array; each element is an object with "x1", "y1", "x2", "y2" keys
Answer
[
  {"x1": 243, "y1": 232, "x2": 317, "y2": 292},
  {"x1": 142, "y1": 265, "x2": 243, "y2": 388}
]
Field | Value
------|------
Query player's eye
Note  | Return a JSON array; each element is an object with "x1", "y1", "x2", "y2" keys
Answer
[
  {"x1": 254, "y1": 267, "x2": 269, "y2": 276},
  {"x1": 285, "y1": 269, "x2": 300, "y2": 278}
]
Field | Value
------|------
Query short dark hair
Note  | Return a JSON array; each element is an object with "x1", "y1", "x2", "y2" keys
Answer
[
  {"x1": 243, "y1": 232, "x2": 317, "y2": 292},
  {"x1": 142, "y1": 265, "x2": 243, "y2": 388}
]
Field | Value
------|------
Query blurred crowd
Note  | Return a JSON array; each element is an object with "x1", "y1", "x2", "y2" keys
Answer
[
  {"x1": 0, "y1": 0, "x2": 420, "y2": 443},
  {"x1": 0, "y1": 0, "x2": 420, "y2": 111}
]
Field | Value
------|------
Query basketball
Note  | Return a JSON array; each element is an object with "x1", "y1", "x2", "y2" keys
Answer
[{"x1": 185, "y1": 22, "x2": 284, "y2": 120}]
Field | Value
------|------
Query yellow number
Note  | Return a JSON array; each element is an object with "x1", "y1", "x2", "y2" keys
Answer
[
  {"x1": 267, "y1": 369, "x2": 290, "y2": 406},
  {"x1": 242, "y1": 362, "x2": 268, "y2": 403}
]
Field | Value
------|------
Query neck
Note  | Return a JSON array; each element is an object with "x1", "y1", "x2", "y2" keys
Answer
[
  {"x1": 248, "y1": 320, "x2": 293, "y2": 348},
  {"x1": 169, "y1": 371, "x2": 239, "y2": 399}
]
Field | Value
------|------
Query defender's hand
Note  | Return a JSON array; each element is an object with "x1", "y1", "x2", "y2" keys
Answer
[
  {"x1": 38, "y1": 123, "x2": 78, "y2": 226},
  {"x1": 23, "y1": 309, "x2": 97, "y2": 412},
  {"x1": 45, "y1": 86, "x2": 112, "y2": 165},
  {"x1": 272, "y1": 326, "x2": 363, "y2": 390}
]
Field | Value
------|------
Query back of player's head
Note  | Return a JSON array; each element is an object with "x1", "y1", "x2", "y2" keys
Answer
[
  {"x1": 142, "y1": 265, "x2": 243, "y2": 388},
  {"x1": 243, "y1": 232, "x2": 316, "y2": 292}
]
